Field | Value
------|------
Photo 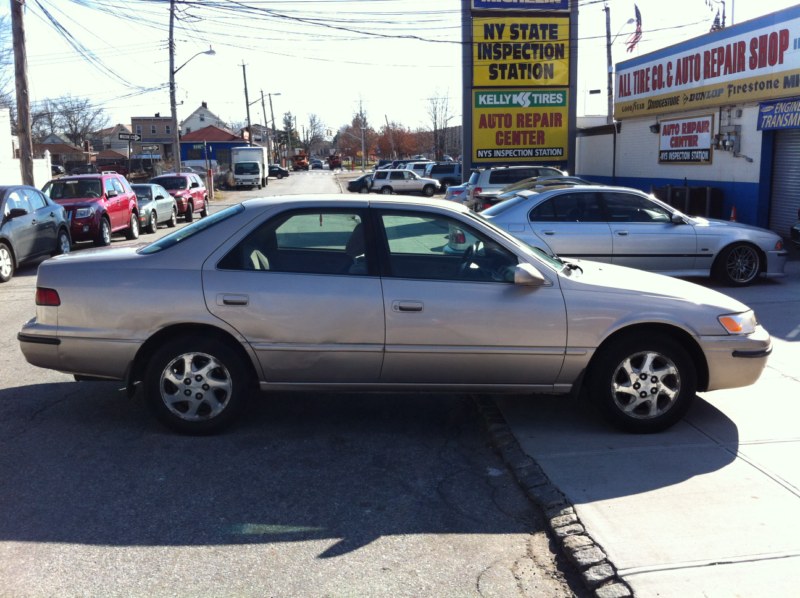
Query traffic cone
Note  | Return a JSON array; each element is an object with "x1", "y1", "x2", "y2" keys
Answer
[{"x1": 729, "y1": 206, "x2": 737, "y2": 222}]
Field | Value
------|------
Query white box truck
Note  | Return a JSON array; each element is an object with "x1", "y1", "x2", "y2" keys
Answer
[{"x1": 231, "y1": 146, "x2": 269, "y2": 189}]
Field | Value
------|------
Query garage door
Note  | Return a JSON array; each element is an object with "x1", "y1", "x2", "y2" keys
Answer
[{"x1": 770, "y1": 129, "x2": 800, "y2": 239}]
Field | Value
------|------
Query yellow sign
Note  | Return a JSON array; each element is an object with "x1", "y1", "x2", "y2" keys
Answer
[
  {"x1": 473, "y1": 17, "x2": 570, "y2": 87},
  {"x1": 472, "y1": 90, "x2": 569, "y2": 162}
]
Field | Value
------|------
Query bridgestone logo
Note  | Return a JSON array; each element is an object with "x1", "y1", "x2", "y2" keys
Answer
[{"x1": 477, "y1": 148, "x2": 564, "y2": 158}]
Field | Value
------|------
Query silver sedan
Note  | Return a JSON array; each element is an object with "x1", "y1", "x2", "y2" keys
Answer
[
  {"x1": 19, "y1": 195, "x2": 771, "y2": 434},
  {"x1": 482, "y1": 185, "x2": 787, "y2": 286}
]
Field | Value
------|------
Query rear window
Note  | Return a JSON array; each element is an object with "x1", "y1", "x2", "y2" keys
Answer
[
  {"x1": 481, "y1": 195, "x2": 528, "y2": 217},
  {"x1": 489, "y1": 169, "x2": 536, "y2": 185},
  {"x1": 139, "y1": 204, "x2": 245, "y2": 254},
  {"x1": 467, "y1": 171, "x2": 480, "y2": 185}
]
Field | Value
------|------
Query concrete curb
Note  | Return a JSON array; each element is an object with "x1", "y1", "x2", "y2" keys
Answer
[{"x1": 473, "y1": 395, "x2": 634, "y2": 598}]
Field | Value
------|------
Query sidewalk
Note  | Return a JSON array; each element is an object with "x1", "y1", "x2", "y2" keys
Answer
[{"x1": 490, "y1": 258, "x2": 800, "y2": 597}]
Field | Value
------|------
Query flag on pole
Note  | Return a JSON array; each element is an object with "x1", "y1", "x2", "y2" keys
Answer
[
  {"x1": 710, "y1": 10, "x2": 722, "y2": 32},
  {"x1": 626, "y1": 5, "x2": 642, "y2": 53}
]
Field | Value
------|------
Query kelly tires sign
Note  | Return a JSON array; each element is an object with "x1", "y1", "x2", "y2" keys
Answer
[
  {"x1": 472, "y1": 89, "x2": 568, "y2": 162},
  {"x1": 658, "y1": 115, "x2": 714, "y2": 164}
]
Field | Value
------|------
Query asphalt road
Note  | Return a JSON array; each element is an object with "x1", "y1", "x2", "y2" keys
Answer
[{"x1": 0, "y1": 169, "x2": 584, "y2": 598}]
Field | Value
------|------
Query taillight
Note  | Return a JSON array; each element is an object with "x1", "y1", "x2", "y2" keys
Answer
[
  {"x1": 36, "y1": 287, "x2": 61, "y2": 306},
  {"x1": 451, "y1": 229, "x2": 466, "y2": 244},
  {"x1": 474, "y1": 187, "x2": 482, "y2": 196}
]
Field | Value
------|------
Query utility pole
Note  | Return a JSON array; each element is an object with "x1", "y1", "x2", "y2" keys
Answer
[
  {"x1": 260, "y1": 91, "x2": 269, "y2": 158},
  {"x1": 169, "y1": 0, "x2": 181, "y2": 170},
  {"x1": 241, "y1": 62, "x2": 253, "y2": 146},
  {"x1": 11, "y1": 0, "x2": 34, "y2": 185},
  {"x1": 385, "y1": 114, "x2": 396, "y2": 160},
  {"x1": 605, "y1": 4, "x2": 613, "y2": 125}
]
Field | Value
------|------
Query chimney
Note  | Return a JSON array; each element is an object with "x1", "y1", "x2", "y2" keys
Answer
[
  {"x1": 155, "y1": 112, "x2": 160, "y2": 118},
  {"x1": 202, "y1": 101, "x2": 207, "y2": 109}
]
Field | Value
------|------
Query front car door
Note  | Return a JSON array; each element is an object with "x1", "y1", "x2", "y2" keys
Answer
[
  {"x1": 103, "y1": 176, "x2": 123, "y2": 229},
  {"x1": 1, "y1": 189, "x2": 36, "y2": 262},
  {"x1": 22, "y1": 188, "x2": 58, "y2": 256},
  {"x1": 527, "y1": 191, "x2": 613, "y2": 262},
  {"x1": 603, "y1": 191, "x2": 697, "y2": 272},
  {"x1": 375, "y1": 207, "x2": 567, "y2": 387},
  {"x1": 203, "y1": 207, "x2": 385, "y2": 384}
]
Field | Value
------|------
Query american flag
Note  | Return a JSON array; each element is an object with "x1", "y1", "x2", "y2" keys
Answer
[{"x1": 626, "y1": 5, "x2": 643, "y2": 53}]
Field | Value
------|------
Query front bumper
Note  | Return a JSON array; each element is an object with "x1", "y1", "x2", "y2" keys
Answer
[
  {"x1": 700, "y1": 324, "x2": 772, "y2": 391},
  {"x1": 68, "y1": 214, "x2": 100, "y2": 242}
]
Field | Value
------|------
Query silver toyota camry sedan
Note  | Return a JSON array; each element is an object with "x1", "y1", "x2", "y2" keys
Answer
[
  {"x1": 481, "y1": 185, "x2": 787, "y2": 286},
  {"x1": 19, "y1": 195, "x2": 771, "y2": 434}
]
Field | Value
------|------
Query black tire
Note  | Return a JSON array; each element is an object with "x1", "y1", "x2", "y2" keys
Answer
[
  {"x1": 589, "y1": 334, "x2": 696, "y2": 433},
  {"x1": 422, "y1": 184, "x2": 435, "y2": 197},
  {"x1": 277, "y1": 173, "x2": 284, "y2": 179},
  {"x1": 52, "y1": 228, "x2": 71, "y2": 256},
  {"x1": 143, "y1": 334, "x2": 253, "y2": 434},
  {"x1": 125, "y1": 212, "x2": 140, "y2": 240},
  {"x1": 0, "y1": 242, "x2": 14, "y2": 283},
  {"x1": 200, "y1": 199, "x2": 209, "y2": 218},
  {"x1": 167, "y1": 206, "x2": 177, "y2": 228},
  {"x1": 147, "y1": 210, "x2": 158, "y2": 234},
  {"x1": 380, "y1": 186, "x2": 393, "y2": 195},
  {"x1": 713, "y1": 243, "x2": 761, "y2": 286},
  {"x1": 358, "y1": 186, "x2": 369, "y2": 194},
  {"x1": 185, "y1": 203, "x2": 194, "y2": 222},
  {"x1": 94, "y1": 217, "x2": 112, "y2": 247}
]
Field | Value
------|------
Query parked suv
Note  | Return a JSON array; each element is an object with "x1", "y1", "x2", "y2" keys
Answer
[
  {"x1": 370, "y1": 169, "x2": 440, "y2": 196},
  {"x1": 424, "y1": 162, "x2": 462, "y2": 191},
  {"x1": 466, "y1": 165, "x2": 567, "y2": 210},
  {"x1": 149, "y1": 172, "x2": 208, "y2": 221},
  {"x1": 43, "y1": 172, "x2": 139, "y2": 246}
]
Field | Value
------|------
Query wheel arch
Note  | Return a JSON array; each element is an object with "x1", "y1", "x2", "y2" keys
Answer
[
  {"x1": 584, "y1": 323, "x2": 709, "y2": 392},
  {"x1": 711, "y1": 240, "x2": 766, "y2": 275},
  {"x1": 126, "y1": 323, "x2": 260, "y2": 396}
]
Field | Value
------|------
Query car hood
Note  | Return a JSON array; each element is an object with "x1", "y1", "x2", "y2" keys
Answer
[
  {"x1": 53, "y1": 198, "x2": 101, "y2": 209},
  {"x1": 558, "y1": 258, "x2": 749, "y2": 313},
  {"x1": 689, "y1": 216, "x2": 780, "y2": 238}
]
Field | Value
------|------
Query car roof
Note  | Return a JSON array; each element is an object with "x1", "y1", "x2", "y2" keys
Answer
[{"x1": 239, "y1": 193, "x2": 471, "y2": 214}]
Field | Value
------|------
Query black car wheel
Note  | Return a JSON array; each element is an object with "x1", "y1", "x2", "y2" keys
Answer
[
  {"x1": 714, "y1": 243, "x2": 761, "y2": 286},
  {"x1": 143, "y1": 334, "x2": 253, "y2": 434},
  {"x1": 125, "y1": 213, "x2": 140, "y2": 240},
  {"x1": 380, "y1": 186, "x2": 393, "y2": 195},
  {"x1": 95, "y1": 217, "x2": 112, "y2": 247},
  {"x1": 200, "y1": 199, "x2": 209, "y2": 218},
  {"x1": 590, "y1": 334, "x2": 696, "y2": 433},
  {"x1": 52, "y1": 228, "x2": 71, "y2": 256},
  {"x1": 185, "y1": 203, "x2": 194, "y2": 222},
  {"x1": 147, "y1": 210, "x2": 158, "y2": 234},
  {"x1": 358, "y1": 186, "x2": 369, "y2": 194},
  {"x1": 423, "y1": 184, "x2": 435, "y2": 197},
  {"x1": 0, "y1": 242, "x2": 14, "y2": 283},
  {"x1": 167, "y1": 206, "x2": 177, "y2": 228}
]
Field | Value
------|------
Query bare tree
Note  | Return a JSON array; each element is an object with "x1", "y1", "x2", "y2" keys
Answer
[
  {"x1": 31, "y1": 98, "x2": 61, "y2": 143},
  {"x1": 54, "y1": 95, "x2": 108, "y2": 147},
  {"x1": 427, "y1": 92, "x2": 452, "y2": 160},
  {"x1": 305, "y1": 113, "x2": 326, "y2": 155}
]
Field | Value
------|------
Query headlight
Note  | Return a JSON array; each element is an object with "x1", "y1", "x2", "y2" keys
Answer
[
  {"x1": 74, "y1": 207, "x2": 95, "y2": 219},
  {"x1": 718, "y1": 310, "x2": 757, "y2": 335}
]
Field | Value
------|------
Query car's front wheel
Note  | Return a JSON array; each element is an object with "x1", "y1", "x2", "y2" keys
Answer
[
  {"x1": 380, "y1": 186, "x2": 393, "y2": 195},
  {"x1": 589, "y1": 334, "x2": 696, "y2": 433},
  {"x1": 422, "y1": 184, "x2": 436, "y2": 197},
  {"x1": 358, "y1": 186, "x2": 369, "y2": 194},
  {"x1": 200, "y1": 198, "x2": 209, "y2": 218},
  {"x1": 53, "y1": 228, "x2": 71, "y2": 256},
  {"x1": 147, "y1": 210, "x2": 158, "y2": 234},
  {"x1": 94, "y1": 217, "x2": 112, "y2": 246},
  {"x1": 0, "y1": 242, "x2": 14, "y2": 283},
  {"x1": 125, "y1": 213, "x2": 140, "y2": 240},
  {"x1": 714, "y1": 243, "x2": 761, "y2": 286},
  {"x1": 185, "y1": 203, "x2": 194, "y2": 222},
  {"x1": 143, "y1": 335, "x2": 253, "y2": 434}
]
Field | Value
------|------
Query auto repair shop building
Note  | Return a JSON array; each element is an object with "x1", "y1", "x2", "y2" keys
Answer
[{"x1": 578, "y1": 4, "x2": 800, "y2": 239}]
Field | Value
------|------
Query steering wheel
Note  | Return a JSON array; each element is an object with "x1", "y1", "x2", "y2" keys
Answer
[
  {"x1": 458, "y1": 242, "x2": 484, "y2": 279},
  {"x1": 86, "y1": 191, "x2": 100, "y2": 198}
]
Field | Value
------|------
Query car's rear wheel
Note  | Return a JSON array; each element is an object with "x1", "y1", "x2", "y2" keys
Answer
[
  {"x1": 380, "y1": 186, "x2": 393, "y2": 195},
  {"x1": 95, "y1": 217, "x2": 111, "y2": 246},
  {"x1": 200, "y1": 199, "x2": 209, "y2": 218},
  {"x1": 358, "y1": 186, "x2": 369, "y2": 194},
  {"x1": 185, "y1": 203, "x2": 194, "y2": 222},
  {"x1": 422, "y1": 184, "x2": 435, "y2": 197},
  {"x1": 0, "y1": 242, "x2": 14, "y2": 283},
  {"x1": 125, "y1": 213, "x2": 140, "y2": 240},
  {"x1": 143, "y1": 335, "x2": 253, "y2": 434},
  {"x1": 714, "y1": 243, "x2": 761, "y2": 286},
  {"x1": 167, "y1": 206, "x2": 177, "y2": 228},
  {"x1": 53, "y1": 228, "x2": 71, "y2": 256},
  {"x1": 589, "y1": 334, "x2": 696, "y2": 433},
  {"x1": 147, "y1": 210, "x2": 158, "y2": 234}
]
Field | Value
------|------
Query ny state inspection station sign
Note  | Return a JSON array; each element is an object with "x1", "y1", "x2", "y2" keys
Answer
[{"x1": 473, "y1": 89, "x2": 568, "y2": 161}]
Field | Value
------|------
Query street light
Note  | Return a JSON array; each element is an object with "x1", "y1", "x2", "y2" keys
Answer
[
  {"x1": 605, "y1": 8, "x2": 636, "y2": 124},
  {"x1": 169, "y1": 44, "x2": 215, "y2": 171}
]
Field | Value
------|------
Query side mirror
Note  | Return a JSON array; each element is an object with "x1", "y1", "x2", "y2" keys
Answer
[
  {"x1": 670, "y1": 213, "x2": 685, "y2": 224},
  {"x1": 6, "y1": 207, "x2": 29, "y2": 220},
  {"x1": 514, "y1": 263, "x2": 547, "y2": 287},
  {"x1": 154, "y1": 195, "x2": 164, "y2": 200},
  {"x1": 106, "y1": 190, "x2": 118, "y2": 198},
  {"x1": 191, "y1": 182, "x2": 200, "y2": 188}
]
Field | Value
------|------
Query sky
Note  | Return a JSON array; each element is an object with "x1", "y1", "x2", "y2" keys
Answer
[{"x1": 2, "y1": 0, "x2": 798, "y2": 136}]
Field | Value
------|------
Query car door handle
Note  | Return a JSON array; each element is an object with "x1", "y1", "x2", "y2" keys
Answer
[
  {"x1": 541, "y1": 230, "x2": 555, "y2": 235},
  {"x1": 392, "y1": 300, "x2": 423, "y2": 312},
  {"x1": 220, "y1": 294, "x2": 249, "y2": 306},
  {"x1": 615, "y1": 231, "x2": 629, "y2": 236}
]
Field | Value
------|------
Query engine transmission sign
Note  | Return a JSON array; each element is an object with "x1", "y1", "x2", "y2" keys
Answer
[{"x1": 473, "y1": 89, "x2": 569, "y2": 162}]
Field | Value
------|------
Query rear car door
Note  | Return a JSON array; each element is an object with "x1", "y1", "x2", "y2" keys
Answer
[
  {"x1": 203, "y1": 208, "x2": 385, "y2": 383},
  {"x1": 22, "y1": 188, "x2": 58, "y2": 256},
  {"x1": 376, "y1": 208, "x2": 567, "y2": 386},
  {"x1": 603, "y1": 191, "x2": 697, "y2": 272},
  {"x1": 527, "y1": 191, "x2": 613, "y2": 262}
]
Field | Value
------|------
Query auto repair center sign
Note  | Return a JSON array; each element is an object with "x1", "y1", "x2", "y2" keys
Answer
[
  {"x1": 658, "y1": 115, "x2": 714, "y2": 164},
  {"x1": 615, "y1": 5, "x2": 800, "y2": 119}
]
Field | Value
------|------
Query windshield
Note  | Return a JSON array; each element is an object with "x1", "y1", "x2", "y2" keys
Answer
[
  {"x1": 234, "y1": 163, "x2": 260, "y2": 175},
  {"x1": 151, "y1": 176, "x2": 188, "y2": 191},
  {"x1": 481, "y1": 195, "x2": 528, "y2": 217},
  {"x1": 44, "y1": 179, "x2": 102, "y2": 200},
  {"x1": 139, "y1": 204, "x2": 245, "y2": 254}
]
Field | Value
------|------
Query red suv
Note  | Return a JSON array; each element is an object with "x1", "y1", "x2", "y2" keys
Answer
[
  {"x1": 42, "y1": 173, "x2": 139, "y2": 246},
  {"x1": 150, "y1": 173, "x2": 208, "y2": 221}
]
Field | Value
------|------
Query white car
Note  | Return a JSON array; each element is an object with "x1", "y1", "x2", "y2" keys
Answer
[{"x1": 370, "y1": 169, "x2": 440, "y2": 196}]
